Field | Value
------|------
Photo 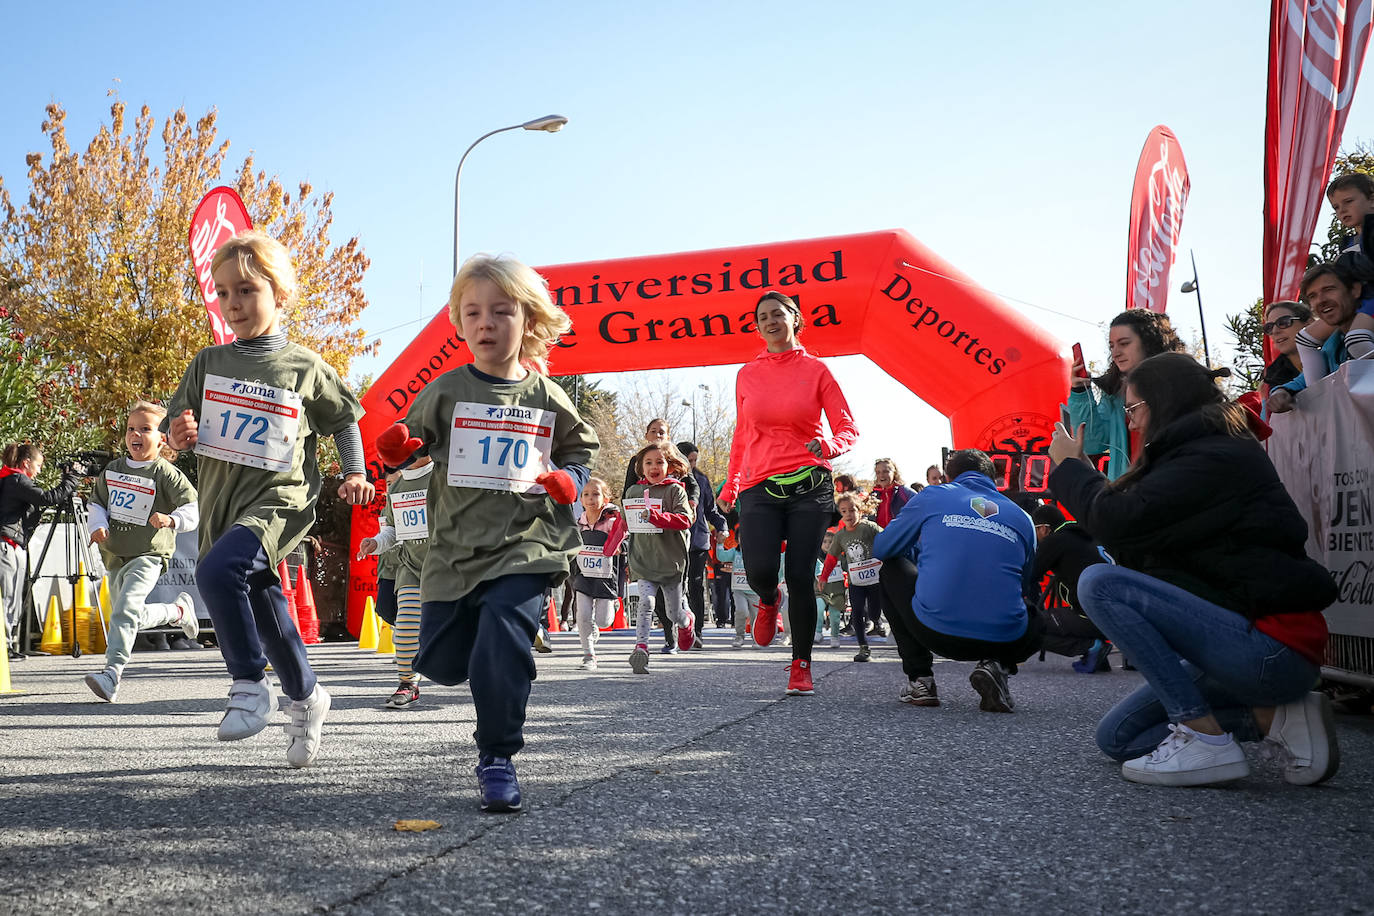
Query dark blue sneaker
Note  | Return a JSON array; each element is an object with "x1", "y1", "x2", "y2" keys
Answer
[
  {"x1": 660, "y1": 644, "x2": 679, "y2": 655},
  {"x1": 475, "y1": 756, "x2": 522, "y2": 813},
  {"x1": 1072, "y1": 640, "x2": 1112, "y2": 674}
]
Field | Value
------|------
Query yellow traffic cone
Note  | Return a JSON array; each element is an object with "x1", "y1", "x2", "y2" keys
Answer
[
  {"x1": 98, "y1": 576, "x2": 113, "y2": 625},
  {"x1": 39, "y1": 594, "x2": 65, "y2": 655},
  {"x1": 73, "y1": 564, "x2": 103, "y2": 655},
  {"x1": 0, "y1": 598, "x2": 21, "y2": 695},
  {"x1": 358, "y1": 596, "x2": 379, "y2": 651},
  {"x1": 377, "y1": 621, "x2": 395, "y2": 655}
]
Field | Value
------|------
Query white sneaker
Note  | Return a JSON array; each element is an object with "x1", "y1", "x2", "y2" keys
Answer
[
  {"x1": 218, "y1": 677, "x2": 275, "y2": 741},
  {"x1": 1122, "y1": 724, "x2": 1250, "y2": 786},
  {"x1": 175, "y1": 592, "x2": 199, "y2": 640},
  {"x1": 285, "y1": 684, "x2": 331, "y2": 768},
  {"x1": 732, "y1": 634, "x2": 745, "y2": 649},
  {"x1": 828, "y1": 636, "x2": 840, "y2": 649},
  {"x1": 84, "y1": 668, "x2": 119, "y2": 702},
  {"x1": 1265, "y1": 691, "x2": 1340, "y2": 785},
  {"x1": 578, "y1": 655, "x2": 597, "y2": 670}
]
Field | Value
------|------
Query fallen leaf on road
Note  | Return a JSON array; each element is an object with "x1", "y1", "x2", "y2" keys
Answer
[{"x1": 393, "y1": 819, "x2": 442, "y2": 832}]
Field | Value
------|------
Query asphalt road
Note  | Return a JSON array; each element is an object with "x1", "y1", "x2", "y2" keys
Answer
[{"x1": 2, "y1": 631, "x2": 1372, "y2": 915}]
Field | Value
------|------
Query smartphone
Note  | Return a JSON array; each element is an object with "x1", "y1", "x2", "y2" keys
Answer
[
  {"x1": 1059, "y1": 404, "x2": 1072, "y2": 431},
  {"x1": 1072, "y1": 343, "x2": 1089, "y2": 379}
]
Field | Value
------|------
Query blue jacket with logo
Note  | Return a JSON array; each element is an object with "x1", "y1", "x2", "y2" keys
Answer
[{"x1": 872, "y1": 471, "x2": 1036, "y2": 642}]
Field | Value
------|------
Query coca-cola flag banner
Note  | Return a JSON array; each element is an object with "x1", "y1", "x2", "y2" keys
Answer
[
  {"x1": 1263, "y1": 0, "x2": 1374, "y2": 304},
  {"x1": 188, "y1": 187, "x2": 253, "y2": 344},
  {"x1": 1125, "y1": 125, "x2": 1190, "y2": 313}
]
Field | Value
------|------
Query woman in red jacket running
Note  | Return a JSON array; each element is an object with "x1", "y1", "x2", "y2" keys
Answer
[{"x1": 719, "y1": 291, "x2": 859, "y2": 696}]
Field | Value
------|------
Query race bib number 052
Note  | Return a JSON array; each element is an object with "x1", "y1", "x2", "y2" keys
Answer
[
  {"x1": 106, "y1": 471, "x2": 155, "y2": 526},
  {"x1": 197, "y1": 374, "x2": 302, "y2": 473},
  {"x1": 448, "y1": 402, "x2": 555, "y2": 493}
]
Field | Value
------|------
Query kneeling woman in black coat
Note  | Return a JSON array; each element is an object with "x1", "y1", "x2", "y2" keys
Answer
[{"x1": 1049, "y1": 352, "x2": 1339, "y2": 788}]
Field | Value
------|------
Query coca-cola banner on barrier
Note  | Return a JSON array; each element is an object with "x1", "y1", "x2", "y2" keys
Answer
[
  {"x1": 188, "y1": 187, "x2": 253, "y2": 344},
  {"x1": 1263, "y1": 0, "x2": 1373, "y2": 304},
  {"x1": 1125, "y1": 125, "x2": 1189, "y2": 313}
]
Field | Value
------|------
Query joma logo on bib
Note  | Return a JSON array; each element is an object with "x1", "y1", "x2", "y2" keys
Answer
[
  {"x1": 484, "y1": 406, "x2": 534, "y2": 420},
  {"x1": 230, "y1": 381, "x2": 279, "y2": 399}
]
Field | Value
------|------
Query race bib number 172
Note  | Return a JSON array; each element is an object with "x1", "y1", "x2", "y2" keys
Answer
[{"x1": 196, "y1": 374, "x2": 302, "y2": 473}]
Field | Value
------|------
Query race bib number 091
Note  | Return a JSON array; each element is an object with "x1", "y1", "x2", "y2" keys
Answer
[
  {"x1": 389, "y1": 489, "x2": 429, "y2": 542},
  {"x1": 106, "y1": 471, "x2": 155, "y2": 526},
  {"x1": 448, "y1": 402, "x2": 555, "y2": 493},
  {"x1": 197, "y1": 374, "x2": 302, "y2": 473}
]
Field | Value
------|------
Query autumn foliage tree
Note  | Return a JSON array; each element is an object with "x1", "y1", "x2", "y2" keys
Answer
[{"x1": 0, "y1": 97, "x2": 373, "y2": 449}]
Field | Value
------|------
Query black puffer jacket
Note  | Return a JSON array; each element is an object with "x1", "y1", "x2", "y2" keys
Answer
[
  {"x1": 0, "y1": 468, "x2": 79, "y2": 547},
  {"x1": 1048, "y1": 412, "x2": 1337, "y2": 620}
]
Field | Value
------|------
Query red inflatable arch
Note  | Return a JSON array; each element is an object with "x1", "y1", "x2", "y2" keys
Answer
[{"x1": 347, "y1": 229, "x2": 1068, "y2": 631}]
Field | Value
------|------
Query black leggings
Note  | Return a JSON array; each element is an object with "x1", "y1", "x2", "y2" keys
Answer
[{"x1": 738, "y1": 474, "x2": 833, "y2": 661}]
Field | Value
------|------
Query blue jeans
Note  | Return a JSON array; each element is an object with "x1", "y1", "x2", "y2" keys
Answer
[
  {"x1": 414, "y1": 572, "x2": 551, "y2": 758},
  {"x1": 197, "y1": 525, "x2": 315, "y2": 701},
  {"x1": 1078, "y1": 565, "x2": 1319, "y2": 760}
]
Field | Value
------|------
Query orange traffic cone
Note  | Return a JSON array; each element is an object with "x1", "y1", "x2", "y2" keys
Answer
[
  {"x1": 546, "y1": 596, "x2": 560, "y2": 633},
  {"x1": 359, "y1": 596, "x2": 380, "y2": 651},
  {"x1": 39, "y1": 594, "x2": 65, "y2": 655},
  {"x1": 606, "y1": 597, "x2": 626, "y2": 632},
  {"x1": 295, "y1": 566, "x2": 322, "y2": 645},
  {"x1": 278, "y1": 562, "x2": 301, "y2": 633}
]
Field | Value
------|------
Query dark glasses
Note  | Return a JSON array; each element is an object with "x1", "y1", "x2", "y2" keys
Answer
[{"x1": 1263, "y1": 315, "x2": 1301, "y2": 335}]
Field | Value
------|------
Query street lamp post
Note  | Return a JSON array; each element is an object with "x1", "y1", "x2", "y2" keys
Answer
[
  {"x1": 453, "y1": 114, "x2": 568, "y2": 276},
  {"x1": 1179, "y1": 249, "x2": 1211, "y2": 368},
  {"x1": 681, "y1": 383, "x2": 710, "y2": 443}
]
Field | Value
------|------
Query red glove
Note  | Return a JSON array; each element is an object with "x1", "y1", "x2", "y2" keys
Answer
[
  {"x1": 646, "y1": 507, "x2": 692, "y2": 530},
  {"x1": 536, "y1": 469, "x2": 577, "y2": 504},
  {"x1": 377, "y1": 422, "x2": 423, "y2": 468}
]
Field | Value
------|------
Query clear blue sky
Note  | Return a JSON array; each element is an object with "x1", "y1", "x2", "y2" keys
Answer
[{"x1": 3, "y1": 1, "x2": 1370, "y2": 473}]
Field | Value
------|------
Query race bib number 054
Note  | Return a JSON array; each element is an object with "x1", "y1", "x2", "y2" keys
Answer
[
  {"x1": 106, "y1": 471, "x2": 155, "y2": 526},
  {"x1": 197, "y1": 374, "x2": 302, "y2": 473},
  {"x1": 577, "y1": 547, "x2": 615, "y2": 579},
  {"x1": 448, "y1": 402, "x2": 555, "y2": 493}
]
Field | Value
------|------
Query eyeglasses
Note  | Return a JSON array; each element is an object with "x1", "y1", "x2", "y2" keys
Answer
[
  {"x1": 1263, "y1": 315, "x2": 1302, "y2": 335},
  {"x1": 1124, "y1": 400, "x2": 1147, "y2": 416}
]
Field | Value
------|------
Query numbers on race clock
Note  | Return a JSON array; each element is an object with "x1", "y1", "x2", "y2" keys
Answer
[
  {"x1": 476, "y1": 436, "x2": 530, "y2": 469},
  {"x1": 218, "y1": 410, "x2": 270, "y2": 445}
]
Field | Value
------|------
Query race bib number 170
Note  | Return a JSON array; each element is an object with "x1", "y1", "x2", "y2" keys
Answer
[
  {"x1": 197, "y1": 374, "x2": 302, "y2": 473},
  {"x1": 448, "y1": 402, "x2": 556, "y2": 493}
]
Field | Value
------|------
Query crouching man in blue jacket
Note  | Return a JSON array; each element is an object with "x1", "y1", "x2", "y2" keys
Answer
[{"x1": 873, "y1": 449, "x2": 1041, "y2": 712}]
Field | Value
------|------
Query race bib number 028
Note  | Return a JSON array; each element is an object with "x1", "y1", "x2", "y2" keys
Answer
[
  {"x1": 448, "y1": 402, "x2": 555, "y2": 493},
  {"x1": 389, "y1": 489, "x2": 429, "y2": 542},
  {"x1": 106, "y1": 471, "x2": 155, "y2": 526},
  {"x1": 197, "y1": 374, "x2": 302, "y2": 473},
  {"x1": 849, "y1": 558, "x2": 882, "y2": 587}
]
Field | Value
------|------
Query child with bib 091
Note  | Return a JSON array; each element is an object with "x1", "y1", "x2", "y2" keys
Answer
[
  {"x1": 375, "y1": 253, "x2": 597, "y2": 813},
  {"x1": 168, "y1": 230, "x2": 374, "y2": 768}
]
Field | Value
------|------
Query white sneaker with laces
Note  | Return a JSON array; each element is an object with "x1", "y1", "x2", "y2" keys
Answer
[
  {"x1": 218, "y1": 677, "x2": 275, "y2": 741},
  {"x1": 84, "y1": 668, "x2": 120, "y2": 702},
  {"x1": 1122, "y1": 723, "x2": 1249, "y2": 787},
  {"x1": 285, "y1": 684, "x2": 331, "y2": 768},
  {"x1": 175, "y1": 592, "x2": 199, "y2": 640},
  {"x1": 578, "y1": 655, "x2": 598, "y2": 670},
  {"x1": 1265, "y1": 691, "x2": 1340, "y2": 785}
]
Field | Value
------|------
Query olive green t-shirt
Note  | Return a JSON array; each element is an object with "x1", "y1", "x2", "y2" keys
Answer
[
  {"x1": 382, "y1": 463, "x2": 434, "y2": 590},
  {"x1": 403, "y1": 365, "x2": 598, "y2": 604},
  {"x1": 624, "y1": 480, "x2": 691, "y2": 583},
  {"x1": 91, "y1": 456, "x2": 197, "y2": 573},
  {"x1": 827, "y1": 519, "x2": 882, "y2": 571},
  {"x1": 167, "y1": 343, "x2": 363, "y2": 568}
]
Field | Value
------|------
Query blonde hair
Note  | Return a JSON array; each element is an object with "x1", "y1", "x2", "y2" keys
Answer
[
  {"x1": 448, "y1": 253, "x2": 570, "y2": 374},
  {"x1": 836, "y1": 490, "x2": 877, "y2": 516},
  {"x1": 211, "y1": 230, "x2": 298, "y2": 308},
  {"x1": 873, "y1": 457, "x2": 904, "y2": 486},
  {"x1": 128, "y1": 401, "x2": 167, "y2": 423}
]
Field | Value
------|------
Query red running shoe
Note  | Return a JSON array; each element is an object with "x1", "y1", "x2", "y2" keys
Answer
[
  {"x1": 753, "y1": 599, "x2": 779, "y2": 647},
  {"x1": 676, "y1": 611, "x2": 696, "y2": 652},
  {"x1": 786, "y1": 659, "x2": 814, "y2": 696}
]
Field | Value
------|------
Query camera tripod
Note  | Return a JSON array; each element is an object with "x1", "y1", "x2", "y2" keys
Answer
[{"x1": 23, "y1": 492, "x2": 105, "y2": 658}]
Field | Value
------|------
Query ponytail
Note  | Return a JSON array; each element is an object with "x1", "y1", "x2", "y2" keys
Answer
[{"x1": 2, "y1": 443, "x2": 39, "y2": 468}]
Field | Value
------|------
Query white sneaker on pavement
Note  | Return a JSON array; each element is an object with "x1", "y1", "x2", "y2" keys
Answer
[
  {"x1": 732, "y1": 634, "x2": 745, "y2": 649},
  {"x1": 1122, "y1": 723, "x2": 1249, "y2": 787},
  {"x1": 218, "y1": 677, "x2": 275, "y2": 741},
  {"x1": 1265, "y1": 691, "x2": 1340, "y2": 785},
  {"x1": 285, "y1": 683, "x2": 332, "y2": 768},
  {"x1": 84, "y1": 668, "x2": 119, "y2": 702},
  {"x1": 829, "y1": 636, "x2": 840, "y2": 649},
  {"x1": 175, "y1": 592, "x2": 199, "y2": 640}
]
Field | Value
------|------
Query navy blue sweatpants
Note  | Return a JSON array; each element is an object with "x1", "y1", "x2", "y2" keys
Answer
[
  {"x1": 415, "y1": 572, "x2": 551, "y2": 758},
  {"x1": 197, "y1": 525, "x2": 316, "y2": 701}
]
